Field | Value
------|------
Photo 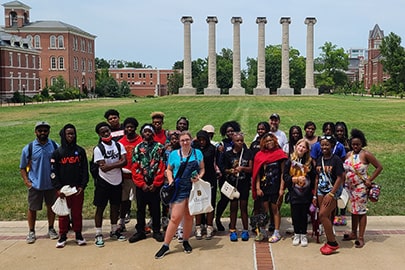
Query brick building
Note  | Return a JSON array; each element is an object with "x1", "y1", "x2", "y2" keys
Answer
[
  {"x1": 1, "y1": 1, "x2": 96, "y2": 97},
  {"x1": 108, "y1": 68, "x2": 175, "y2": 96},
  {"x1": 363, "y1": 24, "x2": 389, "y2": 90}
]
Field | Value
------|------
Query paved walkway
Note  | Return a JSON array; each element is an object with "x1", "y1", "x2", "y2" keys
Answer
[{"x1": 1, "y1": 216, "x2": 404, "y2": 269}]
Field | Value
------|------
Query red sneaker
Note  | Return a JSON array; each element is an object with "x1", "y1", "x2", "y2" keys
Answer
[{"x1": 320, "y1": 243, "x2": 339, "y2": 255}]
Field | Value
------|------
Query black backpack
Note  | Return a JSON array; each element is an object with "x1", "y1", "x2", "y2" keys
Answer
[{"x1": 89, "y1": 141, "x2": 121, "y2": 184}]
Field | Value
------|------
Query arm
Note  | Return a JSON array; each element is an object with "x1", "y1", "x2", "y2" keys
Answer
[
  {"x1": 364, "y1": 150, "x2": 383, "y2": 185},
  {"x1": 78, "y1": 149, "x2": 89, "y2": 195},
  {"x1": 20, "y1": 168, "x2": 32, "y2": 189},
  {"x1": 100, "y1": 153, "x2": 127, "y2": 172}
]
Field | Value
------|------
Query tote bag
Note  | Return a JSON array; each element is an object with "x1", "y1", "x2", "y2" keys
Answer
[{"x1": 188, "y1": 179, "x2": 214, "y2": 215}]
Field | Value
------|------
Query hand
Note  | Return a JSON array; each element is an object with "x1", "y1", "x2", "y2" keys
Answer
[
  {"x1": 365, "y1": 179, "x2": 372, "y2": 188},
  {"x1": 276, "y1": 194, "x2": 283, "y2": 207},
  {"x1": 76, "y1": 187, "x2": 83, "y2": 196},
  {"x1": 149, "y1": 184, "x2": 156, "y2": 192},
  {"x1": 142, "y1": 185, "x2": 149, "y2": 192},
  {"x1": 58, "y1": 191, "x2": 66, "y2": 199},
  {"x1": 322, "y1": 194, "x2": 333, "y2": 208},
  {"x1": 256, "y1": 189, "x2": 264, "y2": 197}
]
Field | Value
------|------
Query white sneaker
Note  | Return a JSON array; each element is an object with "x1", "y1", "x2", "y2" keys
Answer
[
  {"x1": 292, "y1": 234, "x2": 300, "y2": 246},
  {"x1": 301, "y1": 234, "x2": 308, "y2": 247},
  {"x1": 206, "y1": 226, "x2": 213, "y2": 240},
  {"x1": 177, "y1": 228, "x2": 184, "y2": 243},
  {"x1": 195, "y1": 225, "x2": 202, "y2": 240}
]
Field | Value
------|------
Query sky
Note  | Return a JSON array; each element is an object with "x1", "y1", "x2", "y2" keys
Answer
[{"x1": 1, "y1": 0, "x2": 404, "y2": 69}]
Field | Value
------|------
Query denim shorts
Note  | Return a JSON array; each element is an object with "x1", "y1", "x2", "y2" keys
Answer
[{"x1": 317, "y1": 185, "x2": 343, "y2": 199}]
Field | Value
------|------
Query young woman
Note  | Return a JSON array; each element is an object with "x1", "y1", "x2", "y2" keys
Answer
[
  {"x1": 155, "y1": 131, "x2": 205, "y2": 259},
  {"x1": 252, "y1": 133, "x2": 287, "y2": 242},
  {"x1": 343, "y1": 129, "x2": 383, "y2": 248},
  {"x1": 315, "y1": 135, "x2": 345, "y2": 255},
  {"x1": 283, "y1": 125, "x2": 303, "y2": 156},
  {"x1": 283, "y1": 139, "x2": 316, "y2": 247},
  {"x1": 304, "y1": 121, "x2": 318, "y2": 146},
  {"x1": 223, "y1": 133, "x2": 253, "y2": 242},
  {"x1": 250, "y1": 121, "x2": 270, "y2": 157}
]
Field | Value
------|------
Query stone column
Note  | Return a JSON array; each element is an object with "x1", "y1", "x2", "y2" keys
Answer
[
  {"x1": 277, "y1": 17, "x2": 294, "y2": 96},
  {"x1": 204, "y1": 16, "x2": 220, "y2": 95},
  {"x1": 254, "y1": 17, "x2": 269, "y2": 95},
  {"x1": 302, "y1": 17, "x2": 319, "y2": 95},
  {"x1": 229, "y1": 17, "x2": 245, "y2": 95},
  {"x1": 179, "y1": 16, "x2": 196, "y2": 95}
]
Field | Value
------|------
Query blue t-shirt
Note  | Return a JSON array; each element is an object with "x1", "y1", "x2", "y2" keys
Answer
[
  {"x1": 20, "y1": 139, "x2": 59, "y2": 190},
  {"x1": 310, "y1": 141, "x2": 346, "y2": 160},
  {"x1": 168, "y1": 148, "x2": 203, "y2": 179}
]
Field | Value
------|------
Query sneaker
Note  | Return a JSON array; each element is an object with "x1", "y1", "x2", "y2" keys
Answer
[
  {"x1": 301, "y1": 234, "x2": 308, "y2": 247},
  {"x1": 152, "y1": 232, "x2": 164, "y2": 242},
  {"x1": 95, "y1": 234, "x2": 104, "y2": 247},
  {"x1": 75, "y1": 232, "x2": 86, "y2": 246},
  {"x1": 125, "y1": 212, "x2": 131, "y2": 224},
  {"x1": 230, "y1": 231, "x2": 238, "y2": 242},
  {"x1": 183, "y1": 240, "x2": 192, "y2": 253},
  {"x1": 206, "y1": 226, "x2": 213, "y2": 240},
  {"x1": 255, "y1": 232, "x2": 264, "y2": 242},
  {"x1": 56, "y1": 234, "x2": 67, "y2": 248},
  {"x1": 195, "y1": 225, "x2": 202, "y2": 240},
  {"x1": 110, "y1": 230, "x2": 126, "y2": 241},
  {"x1": 155, "y1": 245, "x2": 170, "y2": 259},
  {"x1": 128, "y1": 232, "x2": 146, "y2": 243},
  {"x1": 26, "y1": 231, "x2": 36, "y2": 244},
  {"x1": 48, "y1": 228, "x2": 58, "y2": 240},
  {"x1": 292, "y1": 234, "x2": 300, "y2": 246},
  {"x1": 241, "y1": 230, "x2": 249, "y2": 241},
  {"x1": 177, "y1": 228, "x2": 184, "y2": 243},
  {"x1": 118, "y1": 224, "x2": 127, "y2": 232},
  {"x1": 340, "y1": 216, "x2": 347, "y2": 226}
]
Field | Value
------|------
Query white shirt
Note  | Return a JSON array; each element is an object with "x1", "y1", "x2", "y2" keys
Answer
[{"x1": 94, "y1": 141, "x2": 126, "y2": 186}]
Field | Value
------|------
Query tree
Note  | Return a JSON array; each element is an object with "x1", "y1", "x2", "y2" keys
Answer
[
  {"x1": 95, "y1": 58, "x2": 110, "y2": 69},
  {"x1": 167, "y1": 70, "x2": 183, "y2": 94},
  {"x1": 216, "y1": 48, "x2": 233, "y2": 93},
  {"x1": 380, "y1": 32, "x2": 405, "y2": 94},
  {"x1": 315, "y1": 42, "x2": 349, "y2": 93}
]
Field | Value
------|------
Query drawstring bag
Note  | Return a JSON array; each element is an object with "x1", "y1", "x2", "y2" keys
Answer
[
  {"x1": 188, "y1": 179, "x2": 214, "y2": 215},
  {"x1": 52, "y1": 197, "x2": 70, "y2": 216}
]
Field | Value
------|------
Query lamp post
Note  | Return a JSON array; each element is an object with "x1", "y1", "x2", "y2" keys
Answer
[
  {"x1": 22, "y1": 84, "x2": 26, "y2": 106},
  {"x1": 81, "y1": 72, "x2": 85, "y2": 101}
]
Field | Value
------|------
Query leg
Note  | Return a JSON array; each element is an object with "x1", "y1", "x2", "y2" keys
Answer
[
  {"x1": 28, "y1": 209, "x2": 36, "y2": 231},
  {"x1": 69, "y1": 192, "x2": 84, "y2": 233},
  {"x1": 229, "y1": 200, "x2": 238, "y2": 230},
  {"x1": 355, "y1": 214, "x2": 367, "y2": 248},
  {"x1": 182, "y1": 200, "x2": 194, "y2": 241},
  {"x1": 240, "y1": 200, "x2": 249, "y2": 230},
  {"x1": 163, "y1": 201, "x2": 187, "y2": 245},
  {"x1": 95, "y1": 206, "x2": 106, "y2": 228},
  {"x1": 318, "y1": 196, "x2": 337, "y2": 243}
]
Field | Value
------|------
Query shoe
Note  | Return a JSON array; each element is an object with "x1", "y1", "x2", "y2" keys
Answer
[
  {"x1": 145, "y1": 220, "x2": 152, "y2": 234},
  {"x1": 292, "y1": 234, "x2": 300, "y2": 246},
  {"x1": 355, "y1": 237, "x2": 365, "y2": 248},
  {"x1": 125, "y1": 212, "x2": 131, "y2": 224},
  {"x1": 75, "y1": 232, "x2": 87, "y2": 246},
  {"x1": 26, "y1": 231, "x2": 36, "y2": 244},
  {"x1": 56, "y1": 234, "x2": 67, "y2": 248},
  {"x1": 206, "y1": 226, "x2": 213, "y2": 240},
  {"x1": 177, "y1": 228, "x2": 184, "y2": 243},
  {"x1": 300, "y1": 234, "x2": 308, "y2": 247},
  {"x1": 268, "y1": 234, "x2": 281, "y2": 243},
  {"x1": 340, "y1": 216, "x2": 347, "y2": 226},
  {"x1": 152, "y1": 232, "x2": 164, "y2": 242},
  {"x1": 118, "y1": 224, "x2": 127, "y2": 233},
  {"x1": 183, "y1": 240, "x2": 192, "y2": 253},
  {"x1": 110, "y1": 230, "x2": 126, "y2": 241},
  {"x1": 195, "y1": 225, "x2": 202, "y2": 240},
  {"x1": 155, "y1": 245, "x2": 170, "y2": 259},
  {"x1": 320, "y1": 243, "x2": 339, "y2": 255},
  {"x1": 128, "y1": 232, "x2": 146, "y2": 243},
  {"x1": 48, "y1": 228, "x2": 58, "y2": 240},
  {"x1": 230, "y1": 231, "x2": 238, "y2": 242},
  {"x1": 255, "y1": 232, "x2": 264, "y2": 242},
  {"x1": 95, "y1": 234, "x2": 104, "y2": 247},
  {"x1": 342, "y1": 232, "x2": 357, "y2": 241},
  {"x1": 216, "y1": 218, "x2": 225, "y2": 231},
  {"x1": 241, "y1": 230, "x2": 249, "y2": 241}
]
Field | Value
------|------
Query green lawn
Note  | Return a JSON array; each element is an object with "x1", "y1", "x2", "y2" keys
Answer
[{"x1": 0, "y1": 95, "x2": 404, "y2": 220}]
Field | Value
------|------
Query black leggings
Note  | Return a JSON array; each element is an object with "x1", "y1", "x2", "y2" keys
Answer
[{"x1": 291, "y1": 203, "x2": 310, "y2": 234}]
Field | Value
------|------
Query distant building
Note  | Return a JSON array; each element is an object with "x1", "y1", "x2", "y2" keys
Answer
[
  {"x1": 363, "y1": 24, "x2": 389, "y2": 90},
  {"x1": 1, "y1": 1, "x2": 96, "y2": 97},
  {"x1": 0, "y1": 30, "x2": 40, "y2": 101},
  {"x1": 108, "y1": 68, "x2": 175, "y2": 96},
  {"x1": 347, "y1": 48, "x2": 368, "y2": 60}
]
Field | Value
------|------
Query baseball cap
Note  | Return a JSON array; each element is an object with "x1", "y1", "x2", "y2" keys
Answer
[
  {"x1": 35, "y1": 121, "x2": 50, "y2": 130},
  {"x1": 202, "y1": 124, "x2": 215, "y2": 133},
  {"x1": 269, "y1": 113, "x2": 280, "y2": 120}
]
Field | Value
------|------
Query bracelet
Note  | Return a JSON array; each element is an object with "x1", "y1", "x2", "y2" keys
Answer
[
  {"x1": 312, "y1": 196, "x2": 317, "y2": 199},
  {"x1": 328, "y1": 192, "x2": 335, "y2": 197}
]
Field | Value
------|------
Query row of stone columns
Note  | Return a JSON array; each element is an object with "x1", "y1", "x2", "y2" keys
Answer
[{"x1": 179, "y1": 16, "x2": 318, "y2": 96}]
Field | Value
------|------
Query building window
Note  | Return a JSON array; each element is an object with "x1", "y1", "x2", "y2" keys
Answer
[
  {"x1": 17, "y1": 53, "x2": 21, "y2": 67},
  {"x1": 138, "y1": 73, "x2": 142, "y2": 78},
  {"x1": 32, "y1": 55, "x2": 36, "y2": 69},
  {"x1": 150, "y1": 73, "x2": 153, "y2": 78},
  {"x1": 50, "y1": 35, "x2": 56, "y2": 48},
  {"x1": 120, "y1": 73, "x2": 123, "y2": 78},
  {"x1": 58, "y1": 36, "x2": 64, "y2": 48},
  {"x1": 9, "y1": 52, "x2": 13, "y2": 66},
  {"x1": 26, "y1": 35, "x2": 33, "y2": 48},
  {"x1": 34, "y1": 35, "x2": 41, "y2": 48},
  {"x1": 143, "y1": 73, "x2": 146, "y2": 78},
  {"x1": 50, "y1": 57, "x2": 57, "y2": 70},
  {"x1": 128, "y1": 73, "x2": 130, "y2": 78},
  {"x1": 58, "y1": 57, "x2": 64, "y2": 69},
  {"x1": 25, "y1": 55, "x2": 28, "y2": 67},
  {"x1": 88, "y1": 60, "x2": 92, "y2": 72},
  {"x1": 51, "y1": 77, "x2": 57, "y2": 86},
  {"x1": 38, "y1": 57, "x2": 42, "y2": 69},
  {"x1": 81, "y1": 59, "x2": 86, "y2": 71}
]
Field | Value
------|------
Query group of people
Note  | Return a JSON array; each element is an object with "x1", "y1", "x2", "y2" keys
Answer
[{"x1": 19, "y1": 110, "x2": 383, "y2": 257}]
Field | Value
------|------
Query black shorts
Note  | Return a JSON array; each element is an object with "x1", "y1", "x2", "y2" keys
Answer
[
  {"x1": 28, "y1": 188, "x2": 57, "y2": 211},
  {"x1": 260, "y1": 193, "x2": 280, "y2": 204},
  {"x1": 93, "y1": 177, "x2": 122, "y2": 208},
  {"x1": 235, "y1": 180, "x2": 250, "y2": 201}
]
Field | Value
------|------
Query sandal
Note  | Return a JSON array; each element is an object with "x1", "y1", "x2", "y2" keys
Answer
[
  {"x1": 268, "y1": 234, "x2": 281, "y2": 243},
  {"x1": 320, "y1": 243, "x2": 339, "y2": 255},
  {"x1": 355, "y1": 238, "x2": 365, "y2": 248},
  {"x1": 342, "y1": 233, "x2": 357, "y2": 241}
]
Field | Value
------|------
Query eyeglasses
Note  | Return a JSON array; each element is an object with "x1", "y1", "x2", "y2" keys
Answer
[
  {"x1": 37, "y1": 129, "x2": 49, "y2": 133},
  {"x1": 152, "y1": 121, "x2": 162, "y2": 125},
  {"x1": 320, "y1": 135, "x2": 332, "y2": 140},
  {"x1": 180, "y1": 138, "x2": 191, "y2": 143}
]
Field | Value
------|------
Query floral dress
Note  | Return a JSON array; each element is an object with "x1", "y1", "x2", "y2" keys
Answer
[{"x1": 344, "y1": 153, "x2": 369, "y2": 214}]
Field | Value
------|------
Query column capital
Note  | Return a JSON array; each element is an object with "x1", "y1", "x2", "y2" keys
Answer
[
  {"x1": 280, "y1": 17, "x2": 291, "y2": 24},
  {"x1": 206, "y1": 16, "x2": 218, "y2": 23},
  {"x1": 256, "y1": 17, "x2": 267, "y2": 24},
  {"x1": 181, "y1": 16, "x2": 193, "y2": 24},
  {"x1": 305, "y1": 17, "x2": 317, "y2": 25},
  {"x1": 231, "y1": 17, "x2": 243, "y2": 24}
]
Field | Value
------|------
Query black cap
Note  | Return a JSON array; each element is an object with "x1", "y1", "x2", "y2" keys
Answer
[{"x1": 269, "y1": 113, "x2": 280, "y2": 120}]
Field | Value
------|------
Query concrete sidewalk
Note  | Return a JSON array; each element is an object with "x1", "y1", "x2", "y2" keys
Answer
[{"x1": 0, "y1": 216, "x2": 404, "y2": 270}]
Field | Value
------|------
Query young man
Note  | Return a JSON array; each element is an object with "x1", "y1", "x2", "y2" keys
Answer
[
  {"x1": 19, "y1": 121, "x2": 59, "y2": 244},
  {"x1": 93, "y1": 122, "x2": 127, "y2": 247},
  {"x1": 268, "y1": 113, "x2": 288, "y2": 149},
  {"x1": 51, "y1": 124, "x2": 89, "y2": 248},
  {"x1": 104, "y1": 109, "x2": 124, "y2": 141},
  {"x1": 129, "y1": 124, "x2": 166, "y2": 243},
  {"x1": 118, "y1": 117, "x2": 142, "y2": 231},
  {"x1": 151, "y1": 111, "x2": 167, "y2": 145}
]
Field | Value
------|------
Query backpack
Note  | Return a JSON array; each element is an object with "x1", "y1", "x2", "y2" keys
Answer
[
  {"x1": 26, "y1": 140, "x2": 58, "y2": 172},
  {"x1": 89, "y1": 141, "x2": 121, "y2": 184}
]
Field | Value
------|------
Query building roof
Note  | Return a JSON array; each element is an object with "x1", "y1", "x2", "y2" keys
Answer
[
  {"x1": 369, "y1": 24, "x2": 384, "y2": 40},
  {"x1": 0, "y1": 30, "x2": 37, "y2": 51},
  {"x1": 2, "y1": 1, "x2": 31, "y2": 10}
]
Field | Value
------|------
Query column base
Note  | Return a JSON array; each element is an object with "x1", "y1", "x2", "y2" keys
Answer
[
  {"x1": 253, "y1": 88, "x2": 270, "y2": 96},
  {"x1": 229, "y1": 87, "x2": 245, "y2": 96},
  {"x1": 277, "y1": 88, "x2": 294, "y2": 96},
  {"x1": 301, "y1": 88, "x2": 319, "y2": 95},
  {"x1": 178, "y1": 87, "x2": 196, "y2": 95},
  {"x1": 204, "y1": 88, "x2": 221, "y2": 95}
]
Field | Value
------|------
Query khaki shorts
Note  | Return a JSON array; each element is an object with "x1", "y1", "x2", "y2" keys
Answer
[{"x1": 121, "y1": 176, "x2": 136, "y2": 201}]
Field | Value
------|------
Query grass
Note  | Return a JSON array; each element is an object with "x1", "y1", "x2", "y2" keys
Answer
[{"x1": 0, "y1": 95, "x2": 404, "y2": 220}]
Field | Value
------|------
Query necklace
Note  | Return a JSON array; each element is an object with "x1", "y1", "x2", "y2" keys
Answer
[{"x1": 181, "y1": 148, "x2": 191, "y2": 157}]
